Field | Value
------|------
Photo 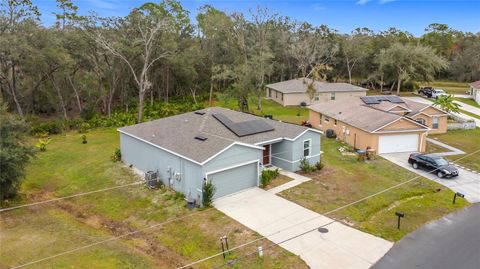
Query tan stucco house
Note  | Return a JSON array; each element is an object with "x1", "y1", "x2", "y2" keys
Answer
[
  {"x1": 309, "y1": 96, "x2": 448, "y2": 154},
  {"x1": 266, "y1": 78, "x2": 367, "y2": 106},
  {"x1": 469, "y1": 80, "x2": 480, "y2": 105}
]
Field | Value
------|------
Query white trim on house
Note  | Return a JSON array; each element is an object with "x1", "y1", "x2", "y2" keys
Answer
[
  {"x1": 303, "y1": 138, "x2": 312, "y2": 157},
  {"x1": 205, "y1": 159, "x2": 260, "y2": 177},
  {"x1": 271, "y1": 153, "x2": 321, "y2": 164},
  {"x1": 118, "y1": 129, "x2": 204, "y2": 165},
  {"x1": 118, "y1": 129, "x2": 263, "y2": 166},
  {"x1": 254, "y1": 128, "x2": 321, "y2": 145},
  {"x1": 374, "y1": 129, "x2": 430, "y2": 134},
  {"x1": 409, "y1": 111, "x2": 448, "y2": 118},
  {"x1": 371, "y1": 117, "x2": 429, "y2": 133},
  {"x1": 387, "y1": 104, "x2": 412, "y2": 112}
]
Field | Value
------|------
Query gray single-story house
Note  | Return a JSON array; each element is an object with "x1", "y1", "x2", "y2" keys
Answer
[
  {"x1": 266, "y1": 77, "x2": 368, "y2": 106},
  {"x1": 118, "y1": 107, "x2": 321, "y2": 202}
]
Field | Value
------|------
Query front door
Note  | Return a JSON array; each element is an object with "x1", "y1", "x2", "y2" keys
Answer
[{"x1": 263, "y1": 144, "x2": 270, "y2": 165}]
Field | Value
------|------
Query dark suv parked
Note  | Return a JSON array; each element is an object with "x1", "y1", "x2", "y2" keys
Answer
[
  {"x1": 408, "y1": 153, "x2": 459, "y2": 178},
  {"x1": 418, "y1": 87, "x2": 433, "y2": 97}
]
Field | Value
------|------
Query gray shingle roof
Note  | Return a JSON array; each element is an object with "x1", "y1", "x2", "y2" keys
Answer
[
  {"x1": 309, "y1": 96, "x2": 430, "y2": 132},
  {"x1": 118, "y1": 107, "x2": 310, "y2": 164},
  {"x1": 266, "y1": 78, "x2": 368, "y2": 94}
]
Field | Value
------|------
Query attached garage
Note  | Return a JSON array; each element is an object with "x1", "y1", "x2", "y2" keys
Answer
[
  {"x1": 207, "y1": 161, "x2": 259, "y2": 199},
  {"x1": 378, "y1": 134, "x2": 419, "y2": 154}
]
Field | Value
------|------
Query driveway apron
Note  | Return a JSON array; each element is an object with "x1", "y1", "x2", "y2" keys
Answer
[{"x1": 214, "y1": 187, "x2": 393, "y2": 269}]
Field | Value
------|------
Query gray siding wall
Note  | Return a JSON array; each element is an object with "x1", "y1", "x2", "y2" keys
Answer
[
  {"x1": 271, "y1": 140, "x2": 294, "y2": 171},
  {"x1": 291, "y1": 130, "x2": 321, "y2": 171},
  {"x1": 270, "y1": 130, "x2": 321, "y2": 171},
  {"x1": 119, "y1": 133, "x2": 202, "y2": 199}
]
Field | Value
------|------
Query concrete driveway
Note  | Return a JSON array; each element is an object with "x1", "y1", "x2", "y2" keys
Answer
[
  {"x1": 214, "y1": 188, "x2": 393, "y2": 269},
  {"x1": 381, "y1": 152, "x2": 480, "y2": 203}
]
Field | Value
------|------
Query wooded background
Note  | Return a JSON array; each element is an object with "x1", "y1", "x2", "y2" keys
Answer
[{"x1": 1, "y1": 0, "x2": 479, "y2": 122}]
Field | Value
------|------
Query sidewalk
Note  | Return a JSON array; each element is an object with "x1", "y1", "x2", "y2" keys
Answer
[
  {"x1": 426, "y1": 138, "x2": 465, "y2": 156},
  {"x1": 268, "y1": 170, "x2": 312, "y2": 194}
]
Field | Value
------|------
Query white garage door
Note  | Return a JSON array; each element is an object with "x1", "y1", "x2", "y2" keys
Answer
[
  {"x1": 207, "y1": 162, "x2": 258, "y2": 199},
  {"x1": 378, "y1": 134, "x2": 419, "y2": 154}
]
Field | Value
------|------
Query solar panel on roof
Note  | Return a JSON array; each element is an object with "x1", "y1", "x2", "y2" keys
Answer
[
  {"x1": 212, "y1": 113, "x2": 274, "y2": 137},
  {"x1": 361, "y1": 96, "x2": 404, "y2": 105}
]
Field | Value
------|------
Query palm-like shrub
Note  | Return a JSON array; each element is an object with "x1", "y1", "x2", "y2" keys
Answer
[{"x1": 433, "y1": 95, "x2": 461, "y2": 114}]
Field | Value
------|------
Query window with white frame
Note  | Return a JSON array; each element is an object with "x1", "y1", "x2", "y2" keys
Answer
[
  {"x1": 416, "y1": 118, "x2": 426, "y2": 125},
  {"x1": 432, "y1": 116, "x2": 439, "y2": 129},
  {"x1": 303, "y1": 139, "x2": 311, "y2": 157},
  {"x1": 314, "y1": 93, "x2": 319, "y2": 101},
  {"x1": 319, "y1": 113, "x2": 323, "y2": 126},
  {"x1": 325, "y1": 115, "x2": 330, "y2": 122},
  {"x1": 330, "y1": 92, "x2": 336, "y2": 100}
]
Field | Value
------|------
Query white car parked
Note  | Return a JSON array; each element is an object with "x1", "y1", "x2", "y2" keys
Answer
[{"x1": 431, "y1": 88, "x2": 449, "y2": 99}]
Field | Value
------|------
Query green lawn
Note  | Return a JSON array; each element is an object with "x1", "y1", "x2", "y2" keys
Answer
[
  {"x1": 214, "y1": 95, "x2": 309, "y2": 124},
  {"x1": 455, "y1": 97, "x2": 480, "y2": 108},
  {"x1": 427, "y1": 128, "x2": 480, "y2": 172},
  {"x1": 0, "y1": 129, "x2": 307, "y2": 269},
  {"x1": 279, "y1": 138, "x2": 469, "y2": 241},
  {"x1": 426, "y1": 81, "x2": 470, "y2": 95}
]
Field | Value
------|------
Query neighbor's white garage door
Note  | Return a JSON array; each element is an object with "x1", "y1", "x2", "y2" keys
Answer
[
  {"x1": 207, "y1": 162, "x2": 258, "y2": 199},
  {"x1": 378, "y1": 134, "x2": 419, "y2": 154}
]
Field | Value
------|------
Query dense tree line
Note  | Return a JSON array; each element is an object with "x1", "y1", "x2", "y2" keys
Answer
[{"x1": 1, "y1": 0, "x2": 479, "y2": 120}]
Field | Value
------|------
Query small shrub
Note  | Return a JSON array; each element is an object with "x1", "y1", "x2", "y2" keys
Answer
[
  {"x1": 261, "y1": 168, "x2": 280, "y2": 188},
  {"x1": 36, "y1": 138, "x2": 51, "y2": 152},
  {"x1": 81, "y1": 135, "x2": 87, "y2": 144},
  {"x1": 78, "y1": 122, "x2": 91, "y2": 133},
  {"x1": 299, "y1": 158, "x2": 314, "y2": 173},
  {"x1": 315, "y1": 160, "x2": 324, "y2": 171},
  {"x1": 202, "y1": 179, "x2": 216, "y2": 207},
  {"x1": 111, "y1": 148, "x2": 121, "y2": 162}
]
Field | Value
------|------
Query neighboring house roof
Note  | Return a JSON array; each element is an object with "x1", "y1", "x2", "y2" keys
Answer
[
  {"x1": 309, "y1": 96, "x2": 432, "y2": 133},
  {"x1": 470, "y1": 80, "x2": 480, "y2": 89},
  {"x1": 118, "y1": 107, "x2": 312, "y2": 164},
  {"x1": 266, "y1": 78, "x2": 367, "y2": 94}
]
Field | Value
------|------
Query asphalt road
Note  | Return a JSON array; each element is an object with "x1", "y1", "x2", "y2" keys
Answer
[{"x1": 373, "y1": 204, "x2": 480, "y2": 269}]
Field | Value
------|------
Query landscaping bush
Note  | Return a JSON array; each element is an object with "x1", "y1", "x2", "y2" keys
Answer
[
  {"x1": 35, "y1": 138, "x2": 51, "y2": 152},
  {"x1": 30, "y1": 121, "x2": 63, "y2": 136},
  {"x1": 80, "y1": 106, "x2": 97, "y2": 120},
  {"x1": 202, "y1": 179, "x2": 216, "y2": 207},
  {"x1": 81, "y1": 135, "x2": 87, "y2": 144},
  {"x1": 315, "y1": 160, "x2": 324, "y2": 171},
  {"x1": 261, "y1": 168, "x2": 280, "y2": 188},
  {"x1": 299, "y1": 158, "x2": 314, "y2": 173},
  {"x1": 78, "y1": 122, "x2": 91, "y2": 133},
  {"x1": 111, "y1": 148, "x2": 121, "y2": 162}
]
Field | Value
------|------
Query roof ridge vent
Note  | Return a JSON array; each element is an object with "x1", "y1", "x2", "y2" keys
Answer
[{"x1": 194, "y1": 135, "x2": 208, "y2": 141}]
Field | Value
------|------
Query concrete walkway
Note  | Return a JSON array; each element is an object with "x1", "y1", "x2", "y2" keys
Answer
[
  {"x1": 426, "y1": 138, "x2": 465, "y2": 156},
  {"x1": 215, "y1": 188, "x2": 393, "y2": 269},
  {"x1": 454, "y1": 100, "x2": 480, "y2": 116},
  {"x1": 403, "y1": 96, "x2": 480, "y2": 126},
  {"x1": 267, "y1": 170, "x2": 312, "y2": 194}
]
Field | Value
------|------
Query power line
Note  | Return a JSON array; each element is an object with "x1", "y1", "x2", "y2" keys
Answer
[
  {"x1": 177, "y1": 148, "x2": 480, "y2": 268},
  {"x1": 0, "y1": 181, "x2": 144, "y2": 213},
  {"x1": 8, "y1": 148, "x2": 478, "y2": 268}
]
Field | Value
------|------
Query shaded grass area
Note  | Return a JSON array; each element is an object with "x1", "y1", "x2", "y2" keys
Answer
[
  {"x1": 427, "y1": 129, "x2": 480, "y2": 172},
  {"x1": 455, "y1": 97, "x2": 480, "y2": 108},
  {"x1": 0, "y1": 129, "x2": 307, "y2": 269},
  {"x1": 214, "y1": 95, "x2": 308, "y2": 125},
  {"x1": 427, "y1": 81, "x2": 469, "y2": 95},
  {"x1": 280, "y1": 138, "x2": 469, "y2": 241}
]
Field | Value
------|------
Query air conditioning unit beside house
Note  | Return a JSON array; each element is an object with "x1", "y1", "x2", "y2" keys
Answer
[{"x1": 145, "y1": 170, "x2": 158, "y2": 189}]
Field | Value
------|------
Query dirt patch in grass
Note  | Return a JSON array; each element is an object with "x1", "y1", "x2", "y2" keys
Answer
[{"x1": 279, "y1": 138, "x2": 469, "y2": 241}]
